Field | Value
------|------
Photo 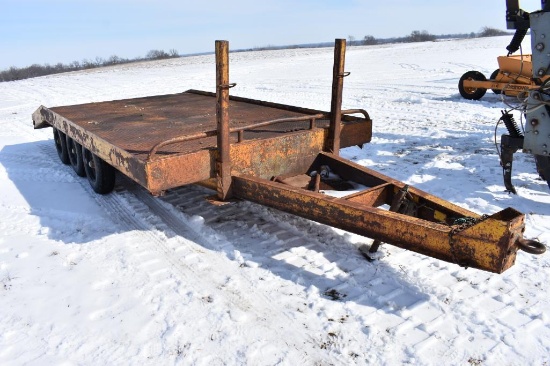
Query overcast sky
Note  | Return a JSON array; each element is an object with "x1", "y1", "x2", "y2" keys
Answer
[{"x1": 0, "y1": 0, "x2": 544, "y2": 69}]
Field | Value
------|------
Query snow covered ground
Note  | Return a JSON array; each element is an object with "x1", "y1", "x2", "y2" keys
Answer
[{"x1": 1, "y1": 36, "x2": 549, "y2": 365}]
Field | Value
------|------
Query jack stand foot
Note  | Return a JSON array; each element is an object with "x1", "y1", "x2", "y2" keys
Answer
[{"x1": 359, "y1": 244, "x2": 384, "y2": 262}]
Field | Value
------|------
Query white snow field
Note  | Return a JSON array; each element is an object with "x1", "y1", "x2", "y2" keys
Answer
[{"x1": 1, "y1": 35, "x2": 549, "y2": 365}]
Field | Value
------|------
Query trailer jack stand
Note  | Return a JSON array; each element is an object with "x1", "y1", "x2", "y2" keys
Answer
[{"x1": 360, "y1": 185, "x2": 413, "y2": 261}]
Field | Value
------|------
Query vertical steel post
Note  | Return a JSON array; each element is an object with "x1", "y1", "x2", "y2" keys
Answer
[
  {"x1": 216, "y1": 40, "x2": 232, "y2": 200},
  {"x1": 329, "y1": 39, "x2": 347, "y2": 155},
  {"x1": 366, "y1": 185, "x2": 409, "y2": 257}
]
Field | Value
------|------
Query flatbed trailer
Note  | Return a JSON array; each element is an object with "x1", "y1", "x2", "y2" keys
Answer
[{"x1": 32, "y1": 40, "x2": 545, "y2": 273}]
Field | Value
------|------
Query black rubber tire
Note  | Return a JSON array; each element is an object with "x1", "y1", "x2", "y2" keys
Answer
[
  {"x1": 82, "y1": 147, "x2": 116, "y2": 194},
  {"x1": 535, "y1": 155, "x2": 550, "y2": 190},
  {"x1": 489, "y1": 69, "x2": 502, "y2": 94},
  {"x1": 458, "y1": 71, "x2": 487, "y2": 100},
  {"x1": 53, "y1": 128, "x2": 70, "y2": 165},
  {"x1": 66, "y1": 137, "x2": 86, "y2": 177}
]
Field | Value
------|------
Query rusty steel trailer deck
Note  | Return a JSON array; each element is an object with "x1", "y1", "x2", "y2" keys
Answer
[
  {"x1": 32, "y1": 40, "x2": 545, "y2": 273},
  {"x1": 33, "y1": 90, "x2": 370, "y2": 195}
]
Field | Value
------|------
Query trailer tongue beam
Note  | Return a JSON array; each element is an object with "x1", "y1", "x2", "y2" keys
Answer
[{"x1": 231, "y1": 153, "x2": 540, "y2": 273}]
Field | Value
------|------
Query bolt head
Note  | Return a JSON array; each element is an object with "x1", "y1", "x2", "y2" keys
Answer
[{"x1": 537, "y1": 43, "x2": 545, "y2": 51}]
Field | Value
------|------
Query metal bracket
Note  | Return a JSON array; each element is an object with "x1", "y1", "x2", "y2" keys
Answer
[
  {"x1": 218, "y1": 83, "x2": 237, "y2": 89},
  {"x1": 500, "y1": 134, "x2": 524, "y2": 194}
]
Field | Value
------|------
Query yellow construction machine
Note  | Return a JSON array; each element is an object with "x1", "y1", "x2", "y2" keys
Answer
[
  {"x1": 460, "y1": 0, "x2": 550, "y2": 193},
  {"x1": 459, "y1": 54, "x2": 549, "y2": 100}
]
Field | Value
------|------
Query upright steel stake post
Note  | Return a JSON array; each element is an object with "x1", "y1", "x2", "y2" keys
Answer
[
  {"x1": 329, "y1": 39, "x2": 347, "y2": 155},
  {"x1": 216, "y1": 40, "x2": 232, "y2": 200}
]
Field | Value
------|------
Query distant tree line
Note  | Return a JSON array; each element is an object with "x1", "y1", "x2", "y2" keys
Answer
[
  {"x1": 351, "y1": 26, "x2": 510, "y2": 46},
  {"x1": 252, "y1": 26, "x2": 513, "y2": 52},
  {"x1": 0, "y1": 49, "x2": 179, "y2": 82},
  {"x1": 2, "y1": 26, "x2": 513, "y2": 82}
]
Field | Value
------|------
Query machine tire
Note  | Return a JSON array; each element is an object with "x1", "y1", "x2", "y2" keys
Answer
[
  {"x1": 458, "y1": 71, "x2": 487, "y2": 100},
  {"x1": 66, "y1": 137, "x2": 86, "y2": 177},
  {"x1": 82, "y1": 147, "x2": 116, "y2": 194},
  {"x1": 535, "y1": 155, "x2": 550, "y2": 190},
  {"x1": 53, "y1": 128, "x2": 70, "y2": 165},
  {"x1": 490, "y1": 69, "x2": 502, "y2": 94}
]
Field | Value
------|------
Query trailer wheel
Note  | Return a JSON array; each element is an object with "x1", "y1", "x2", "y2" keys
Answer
[
  {"x1": 53, "y1": 128, "x2": 70, "y2": 165},
  {"x1": 66, "y1": 137, "x2": 86, "y2": 177},
  {"x1": 458, "y1": 71, "x2": 487, "y2": 100},
  {"x1": 82, "y1": 147, "x2": 116, "y2": 194},
  {"x1": 490, "y1": 69, "x2": 502, "y2": 94},
  {"x1": 535, "y1": 155, "x2": 550, "y2": 190}
]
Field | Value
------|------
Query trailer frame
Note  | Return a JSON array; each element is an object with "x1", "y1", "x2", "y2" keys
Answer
[{"x1": 32, "y1": 39, "x2": 546, "y2": 273}]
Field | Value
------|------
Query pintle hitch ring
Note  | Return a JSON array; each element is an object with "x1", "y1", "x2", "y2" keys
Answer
[{"x1": 516, "y1": 237, "x2": 547, "y2": 255}]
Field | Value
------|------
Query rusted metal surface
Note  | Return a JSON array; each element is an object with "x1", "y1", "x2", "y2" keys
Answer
[
  {"x1": 367, "y1": 185, "x2": 412, "y2": 255},
  {"x1": 328, "y1": 39, "x2": 347, "y2": 154},
  {"x1": 231, "y1": 152, "x2": 541, "y2": 273},
  {"x1": 216, "y1": 40, "x2": 233, "y2": 200},
  {"x1": 309, "y1": 153, "x2": 477, "y2": 221},
  {"x1": 40, "y1": 92, "x2": 333, "y2": 157},
  {"x1": 32, "y1": 89, "x2": 371, "y2": 194},
  {"x1": 147, "y1": 113, "x2": 328, "y2": 160}
]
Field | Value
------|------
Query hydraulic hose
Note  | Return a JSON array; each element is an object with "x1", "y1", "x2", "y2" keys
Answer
[{"x1": 506, "y1": 28, "x2": 528, "y2": 55}]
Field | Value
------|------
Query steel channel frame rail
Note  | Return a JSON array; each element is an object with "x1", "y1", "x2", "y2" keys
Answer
[
  {"x1": 462, "y1": 79, "x2": 536, "y2": 95},
  {"x1": 213, "y1": 39, "x2": 545, "y2": 274}
]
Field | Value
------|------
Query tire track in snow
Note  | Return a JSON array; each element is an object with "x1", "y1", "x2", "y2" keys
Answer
[
  {"x1": 123, "y1": 182, "x2": 358, "y2": 364},
  {"x1": 57, "y1": 172, "x2": 335, "y2": 364},
  {"x1": 35, "y1": 142, "x2": 291, "y2": 361},
  {"x1": 81, "y1": 175, "x2": 393, "y2": 364},
  {"x1": 8, "y1": 111, "x2": 338, "y2": 363},
  {"x1": 159, "y1": 182, "x2": 550, "y2": 361},
  {"x1": 154, "y1": 184, "x2": 443, "y2": 361}
]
